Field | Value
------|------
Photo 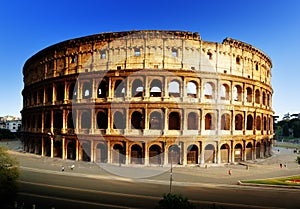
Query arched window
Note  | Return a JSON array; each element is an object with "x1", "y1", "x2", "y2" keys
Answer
[
  {"x1": 82, "y1": 82, "x2": 92, "y2": 99},
  {"x1": 54, "y1": 111, "x2": 63, "y2": 129},
  {"x1": 233, "y1": 85, "x2": 242, "y2": 101},
  {"x1": 256, "y1": 116, "x2": 261, "y2": 130},
  {"x1": 97, "y1": 80, "x2": 107, "y2": 98},
  {"x1": 246, "y1": 87, "x2": 252, "y2": 103},
  {"x1": 114, "y1": 80, "x2": 125, "y2": 97},
  {"x1": 220, "y1": 84, "x2": 229, "y2": 100},
  {"x1": 205, "y1": 113, "x2": 214, "y2": 130},
  {"x1": 187, "y1": 81, "x2": 197, "y2": 98},
  {"x1": 56, "y1": 83, "x2": 64, "y2": 102},
  {"x1": 113, "y1": 111, "x2": 125, "y2": 129},
  {"x1": 235, "y1": 114, "x2": 243, "y2": 130},
  {"x1": 81, "y1": 111, "x2": 91, "y2": 129},
  {"x1": 263, "y1": 117, "x2": 267, "y2": 130},
  {"x1": 169, "y1": 80, "x2": 180, "y2": 97},
  {"x1": 255, "y1": 89, "x2": 260, "y2": 104},
  {"x1": 44, "y1": 111, "x2": 51, "y2": 129},
  {"x1": 149, "y1": 111, "x2": 162, "y2": 130},
  {"x1": 221, "y1": 113, "x2": 230, "y2": 130},
  {"x1": 67, "y1": 112, "x2": 74, "y2": 129},
  {"x1": 150, "y1": 79, "x2": 162, "y2": 97},
  {"x1": 187, "y1": 112, "x2": 198, "y2": 130},
  {"x1": 132, "y1": 79, "x2": 144, "y2": 97},
  {"x1": 97, "y1": 111, "x2": 108, "y2": 129},
  {"x1": 204, "y1": 82, "x2": 214, "y2": 99},
  {"x1": 68, "y1": 83, "x2": 76, "y2": 100},
  {"x1": 246, "y1": 115, "x2": 253, "y2": 130},
  {"x1": 131, "y1": 111, "x2": 143, "y2": 129},
  {"x1": 262, "y1": 92, "x2": 266, "y2": 105},
  {"x1": 169, "y1": 112, "x2": 180, "y2": 130},
  {"x1": 46, "y1": 86, "x2": 52, "y2": 103}
]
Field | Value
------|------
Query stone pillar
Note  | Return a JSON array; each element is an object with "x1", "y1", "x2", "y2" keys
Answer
[
  {"x1": 231, "y1": 141, "x2": 234, "y2": 163},
  {"x1": 216, "y1": 142, "x2": 221, "y2": 164},
  {"x1": 200, "y1": 142, "x2": 205, "y2": 165},
  {"x1": 41, "y1": 136, "x2": 45, "y2": 157},
  {"x1": 52, "y1": 83, "x2": 56, "y2": 105},
  {"x1": 243, "y1": 140, "x2": 247, "y2": 161},
  {"x1": 62, "y1": 136, "x2": 65, "y2": 160},
  {"x1": 164, "y1": 143, "x2": 168, "y2": 165},
  {"x1": 107, "y1": 140, "x2": 111, "y2": 163},
  {"x1": 64, "y1": 80, "x2": 68, "y2": 104},
  {"x1": 125, "y1": 141, "x2": 129, "y2": 165},
  {"x1": 76, "y1": 139, "x2": 79, "y2": 161},
  {"x1": 50, "y1": 137, "x2": 54, "y2": 158},
  {"x1": 90, "y1": 140, "x2": 94, "y2": 162},
  {"x1": 182, "y1": 142, "x2": 187, "y2": 166},
  {"x1": 144, "y1": 142, "x2": 149, "y2": 166},
  {"x1": 107, "y1": 108, "x2": 111, "y2": 134},
  {"x1": 163, "y1": 108, "x2": 168, "y2": 134}
]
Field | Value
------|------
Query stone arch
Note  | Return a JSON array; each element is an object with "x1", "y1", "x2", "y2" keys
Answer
[
  {"x1": 187, "y1": 144, "x2": 198, "y2": 164},
  {"x1": 187, "y1": 81, "x2": 197, "y2": 98},
  {"x1": 168, "y1": 144, "x2": 180, "y2": 164},
  {"x1": 113, "y1": 111, "x2": 125, "y2": 129},
  {"x1": 233, "y1": 85, "x2": 242, "y2": 101},
  {"x1": 149, "y1": 111, "x2": 163, "y2": 130},
  {"x1": 234, "y1": 143, "x2": 243, "y2": 162},
  {"x1": 235, "y1": 114, "x2": 243, "y2": 130},
  {"x1": 96, "y1": 142, "x2": 107, "y2": 163},
  {"x1": 131, "y1": 79, "x2": 144, "y2": 97},
  {"x1": 81, "y1": 111, "x2": 91, "y2": 129},
  {"x1": 81, "y1": 142, "x2": 91, "y2": 162},
  {"x1": 220, "y1": 143, "x2": 230, "y2": 163},
  {"x1": 256, "y1": 116, "x2": 261, "y2": 130},
  {"x1": 68, "y1": 82, "x2": 76, "y2": 100},
  {"x1": 204, "y1": 144, "x2": 215, "y2": 163},
  {"x1": 131, "y1": 111, "x2": 143, "y2": 129},
  {"x1": 256, "y1": 142, "x2": 261, "y2": 159},
  {"x1": 112, "y1": 143, "x2": 125, "y2": 164},
  {"x1": 263, "y1": 116, "x2": 267, "y2": 131},
  {"x1": 130, "y1": 144, "x2": 143, "y2": 164},
  {"x1": 262, "y1": 91, "x2": 266, "y2": 105},
  {"x1": 97, "y1": 110, "x2": 108, "y2": 129},
  {"x1": 246, "y1": 114, "x2": 253, "y2": 130},
  {"x1": 56, "y1": 83, "x2": 64, "y2": 102},
  {"x1": 67, "y1": 112, "x2": 75, "y2": 129},
  {"x1": 149, "y1": 144, "x2": 162, "y2": 165},
  {"x1": 53, "y1": 139, "x2": 62, "y2": 158},
  {"x1": 54, "y1": 111, "x2": 63, "y2": 130},
  {"x1": 82, "y1": 82, "x2": 92, "y2": 99},
  {"x1": 205, "y1": 113, "x2": 215, "y2": 130},
  {"x1": 169, "y1": 79, "x2": 181, "y2": 97},
  {"x1": 114, "y1": 79, "x2": 125, "y2": 97},
  {"x1": 187, "y1": 112, "x2": 198, "y2": 130},
  {"x1": 67, "y1": 141, "x2": 76, "y2": 160},
  {"x1": 246, "y1": 142, "x2": 253, "y2": 160},
  {"x1": 246, "y1": 87, "x2": 252, "y2": 102},
  {"x1": 204, "y1": 82, "x2": 214, "y2": 99},
  {"x1": 221, "y1": 113, "x2": 230, "y2": 130},
  {"x1": 150, "y1": 79, "x2": 162, "y2": 97},
  {"x1": 220, "y1": 84, "x2": 230, "y2": 100},
  {"x1": 97, "y1": 80, "x2": 108, "y2": 98},
  {"x1": 255, "y1": 89, "x2": 260, "y2": 104},
  {"x1": 169, "y1": 111, "x2": 180, "y2": 130}
]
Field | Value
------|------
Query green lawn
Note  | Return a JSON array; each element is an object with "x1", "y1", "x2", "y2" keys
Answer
[
  {"x1": 241, "y1": 176, "x2": 300, "y2": 186},
  {"x1": 274, "y1": 143, "x2": 300, "y2": 149}
]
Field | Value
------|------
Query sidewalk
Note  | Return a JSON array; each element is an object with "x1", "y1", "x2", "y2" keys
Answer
[{"x1": 1, "y1": 140, "x2": 300, "y2": 186}]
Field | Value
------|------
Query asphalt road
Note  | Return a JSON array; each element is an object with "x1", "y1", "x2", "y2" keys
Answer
[{"x1": 13, "y1": 169, "x2": 300, "y2": 209}]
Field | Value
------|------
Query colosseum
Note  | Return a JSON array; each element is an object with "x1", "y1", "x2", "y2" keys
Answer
[{"x1": 21, "y1": 30, "x2": 274, "y2": 166}]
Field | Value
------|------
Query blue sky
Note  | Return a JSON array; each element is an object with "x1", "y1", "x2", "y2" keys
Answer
[{"x1": 0, "y1": 0, "x2": 299, "y2": 119}]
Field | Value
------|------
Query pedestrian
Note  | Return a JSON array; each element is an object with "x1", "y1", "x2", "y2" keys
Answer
[
  {"x1": 70, "y1": 164, "x2": 75, "y2": 170},
  {"x1": 228, "y1": 169, "x2": 232, "y2": 175},
  {"x1": 280, "y1": 163, "x2": 282, "y2": 169},
  {"x1": 61, "y1": 165, "x2": 65, "y2": 172}
]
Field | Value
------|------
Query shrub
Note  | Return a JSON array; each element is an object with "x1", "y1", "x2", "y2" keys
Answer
[
  {"x1": 296, "y1": 156, "x2": 300, "y2": 164},
  {"x1": 156, "y1": 193, "x2": 195, "y2": 209}
]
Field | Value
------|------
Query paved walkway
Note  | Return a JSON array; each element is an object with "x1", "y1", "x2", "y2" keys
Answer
[{"x1": 1, "y1": 139, "x2": 300, "y2": 186}]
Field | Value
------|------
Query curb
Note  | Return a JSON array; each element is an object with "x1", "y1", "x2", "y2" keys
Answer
[{"x1": 237, "y1": 180, "x2": 300, "y2": 189}]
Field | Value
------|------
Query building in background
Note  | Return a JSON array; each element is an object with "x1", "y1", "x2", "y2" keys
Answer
[
  {"x1": 0, "y1": 116, "x2": 21, "y2": 133},
  {"x1": 21, "y1": 30, "x2": 274, "y2": 166}
]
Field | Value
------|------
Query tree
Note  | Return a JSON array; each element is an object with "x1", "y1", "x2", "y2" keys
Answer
[
  {"x1": 292, "y1": 120, "x2": 300, "y2": 138},
  {"x1": 0, "y1": 147, "x2": 20, "y2": 203},
  {"x1": 156, "y1": 193, "x2": 195, "y2": 209},
  {"x1": 283, "y1": 113, "x2": 291, "y2": 121}
]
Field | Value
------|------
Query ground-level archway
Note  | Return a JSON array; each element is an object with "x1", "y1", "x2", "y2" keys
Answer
[
  {"x1": 220, "y1": 144, "x2": 230, "y2": 163},
  {"x1": 187, "y1": 144, "x2": 198, "y2": 164},
  {"x1": 168, "y1": 144, "x2": 180, "y2": 164},
  {"x1": 131, "y1": 144, "x2": 143, "y2": 164},
  {"x1": 149, "y1": 144, "x2": 162, "y2": 165}
]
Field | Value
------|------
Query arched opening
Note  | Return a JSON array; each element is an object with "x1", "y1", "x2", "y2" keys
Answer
[
  {"x1": 246, "y1": 87, "x2": 252, "y2": 102},
  {"x1": 113, "y1": 111, "x2": 125, "y2": 129},
  {"x1": 233, "y1": 85, "x2": 242, "y2": 101},
  {"x1": 112, "y1": 144, "x2": 125, "y2": 164},
  {"x1": 262, "y1": 92, "x2": 266, "y2": 105},
  {"x1": 56, "y1": 83, "x2": 64, "y2": 102},
  {"x1": 256, "y1": 142, "x2": 261, "y2": 159},
  {"x1": 81, "y1": 111, "x2": 91, "y2": 129},
  {"x1": 263, "y1": 117, "x2": 267, "y2": 131},
  {"x1": 246, "y1": 142, "x2": 252, "y2": 160},
  {"x1": 46, "y1": 86, "x2": 53, "y2": 104},
  {"x1": 149, "y1": 144, "x2": 161, "y2": 164},
  {"x1": 221, "y1": 113, "x2": 230, "y2": 130},
  {"x1": 67, "y1": 141, "x2": 76, "y2": 160},
  {"x1": 131, "y1": 111, "x2": 143, "y2": 129},
  {"x1": 44, "y1": 111, "x2": 51, "y2": 129},
  {"x1": 44, "y1": 138, "x2": 51, "y2": 157},
  {"x1": 96, "y1": 143, "x2": 107, "y2": 163},
  {"x1": 168, "y1": 145, "x2": 180, "y2": 164},
  {"x1": 220, "y1": 144, "x2": 230, "y2": 163},
  {"x1": 82, "y1": 142, "x2": 91, "y2": 162},
  {"x1": 169, "y1": 112, "x2": 180, "y2": 130},
  {"x1": 205, "y1": 113, "x2": 214, "y2": 130},
  {"x1": 187, "y1": 144, "x2": 198, "y2": 164},
  {"x1": 82, "y1": 82, "x2": 92, "y2": 99},
  {"x1": 204, "y1": 144, "x2": 215, "y2": 163},
  {"x1": 204, "y1": 82, "x2": 214, "y2": 99},
  {"x1": 54, "y1": 111, "x2": 63, "y2": 130},
  {"x1": 68, "y1": 83, "x2": 76, "y2": 100},
  {"x1": 67, "y1": 112, "x2": 75, "y2": 129},
  {"x1": 53, "y1": 140, "x2": 62, "y2": 158},
  {"x1": 187, "y1": 81, "x2": 197, "y2": 98},
  {"x1": 97, "y1": 80, "x2": 107, "y2": 98},
  {"x1": 235, "y1": 114, "x2": 243, "y2": 130},
  {"x1": 256, "y1": 116, "x2": 261, "y2": 130},
  {"x1": 149, "y1": 111, "x2": 162, "y2": 130},
  {"x1": 187, "y1": 112, "x2": 198, "y2": 130},
  {"x1": 255, "y1": 89, "x2": 260, "y2": 104},
  {"x1": 97, "y1": 111, "x2": 108, "y2": 129},
  {"x1": 246, "y1": 115, "x2": 253, "y2": 130},
  {"x1": 114, "y1": 80, "x2": 125, "y2": 97},
  {"x1": 131, "y1": 144, "x2": 143, "y2": 164},
  {"x1": 150, "y1": 79, "x2": 162, "y2": 97},
  {"x1": 169, "y1": 80, "x2": 180, "y2": 97},
  {"x1": 220, "y1": 84, "x2": 229, "y2": 100},
  {"x1": 132, "y1": 79, "x2": 144, "y2": 97},
  {"x1": 234, "y1": 143, "x2": 243, "y2": 162}
]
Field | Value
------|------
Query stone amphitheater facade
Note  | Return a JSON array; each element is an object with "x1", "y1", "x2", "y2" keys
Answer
[{"x1": 21, "y1": 30, "x2": 274, "y2": 166}]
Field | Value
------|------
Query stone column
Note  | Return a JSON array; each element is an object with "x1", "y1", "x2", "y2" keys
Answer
[
  {"x1": 107, "y1": 140, "x2": 111, "y2": 163},
  {"x1": 216, "y1": 142, "x2": 221, "y2": 164},
  {"x1": 163, "y1": 108, "x2": 168, "y2": 134},
  {"x1": 182, "y1": 142, "x2": 187, "y2": 166},
  {"x1": 41, "y1": 136, "x2": 45, "y2": 157},
  {"x1": 200, "y1": 142, "x2": 205, "y2": 165},
  {"x1": 50, "y1": 137, "x2": 54, "y2": 158},
  {"x1": 144, "y1": 142, "x2": 149, "y2": 166},
  {"x1": 76, "y1": 139, "x2": 79, "y2": 161},
  {"x1": 62, "y1": 136, "x2": 65, "y2": 160},
  {"x1": 90, "y1": 140, "x2": 94, "y2": 162},
  {"x1": 125, "y1": 141, "x2": 129, "y2": 165},
  {"x1": 230, "y1": 140, "x2": 234, "y2": 163}
]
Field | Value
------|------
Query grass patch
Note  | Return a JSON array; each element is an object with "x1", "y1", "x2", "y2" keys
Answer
[
  {"x1": 242, "y1": 176, "x2": 300, "y2": 186},
  {"x1": 274, "y1": 143, "x2": 300, "y2": 149}
]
